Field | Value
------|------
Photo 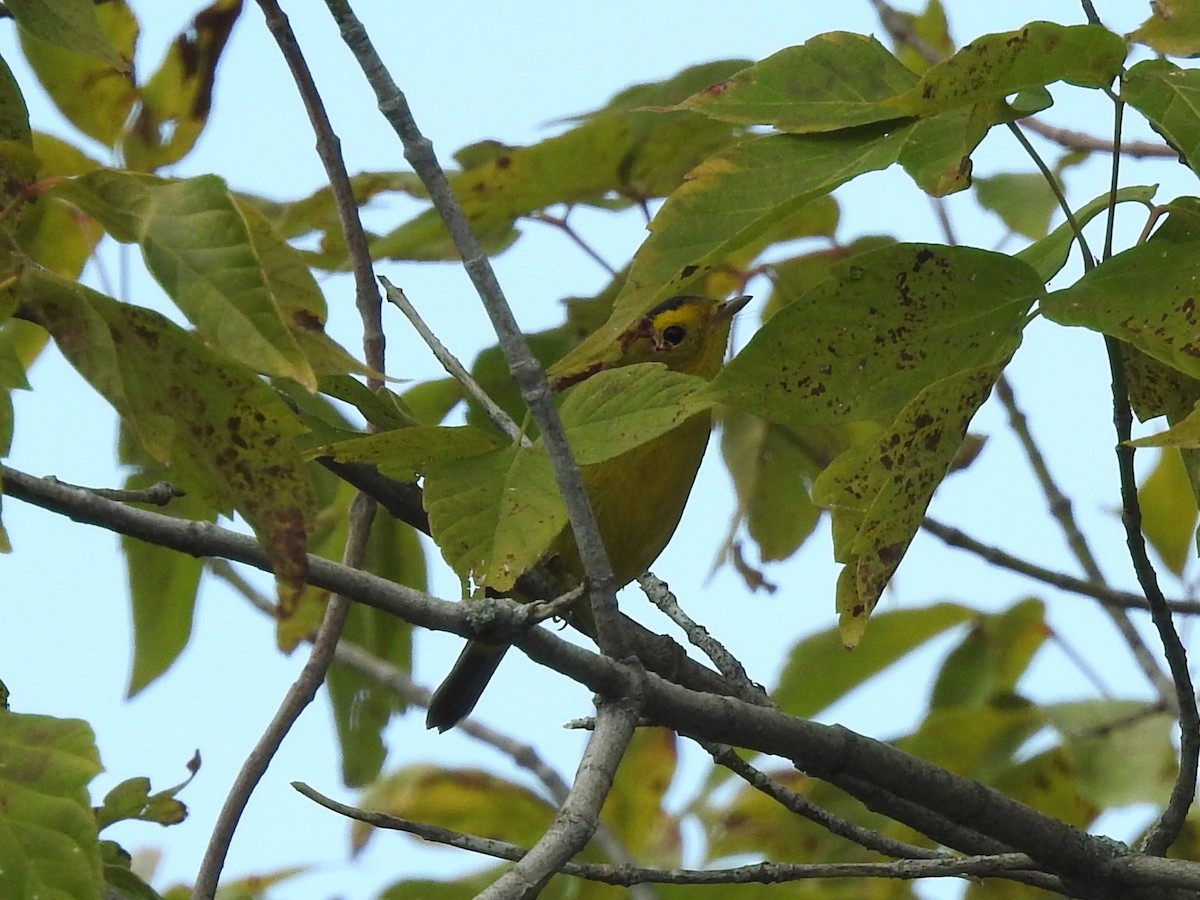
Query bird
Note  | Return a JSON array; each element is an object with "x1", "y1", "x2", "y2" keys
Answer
[{"x1": 425, "y1": 293, "x2": 750, "y2": 731}]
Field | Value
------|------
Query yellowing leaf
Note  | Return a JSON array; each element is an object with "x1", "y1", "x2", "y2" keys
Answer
[
  {"x1": 8, "y1": 0, "x2": 130, "y2": 71},
  {"x1": 0, "y1": 713, "x2": 104, "y2": 900},
  {"x1": 18, "y1": 0, "x2": 135, "y2": 146},
  {"x1": 1130, "y1": 0, "x2": 1200, "y2": 57},
  {"x1": 121, "y1": 0, "x2": 243, "y2": 171},
  {"x1": 816, "y1": 365, "x2": 1007, "y2": 646},
  {"x1": 1139, "y1": 448, "x2": 1199, "y2": 576},
  {"x1": 21, "y1": 270, "x2": 315, "y2": 614},
  {"x1": 352, "y1": 766, "x2": 554, "y2": 856}
]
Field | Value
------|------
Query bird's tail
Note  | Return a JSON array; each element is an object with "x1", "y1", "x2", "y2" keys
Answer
[{"x1": 425, "y1": 641, "x2": 509, "y2": 732}]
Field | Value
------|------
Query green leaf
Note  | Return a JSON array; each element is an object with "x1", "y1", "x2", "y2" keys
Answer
[
  {"x1": 773, "y1": 601, "x2": 976, "y2": 719},
  {"x1": 975, "y1": 172, "x2": 1060, "y2": 239},
  {"x1": 929, "y1": 598, "x2": 1047, "y2": 709},
  {"x1": 1124, "y1": 59, "x2": 1200, "y2": 175},
  {"x1": 53, "y1": 169, "x2": 330, "y2": 387},
  {"x1": 318, "y1": 425, "x2": 506, "y2": 482},
  {"x1": 21, "y1": 270, "x2": 315, "y2": 616},
  {"x1": 9, "y1": 0, "x2": 130, "y2": 71},
  {"x1": 1016, "y1": 184, "x2": 1158, "y2": 282},
  {"x1": 94, "y1": 768, "x2": 192, "y2": 830},
  {"x1": 991, "y1": 747, "x2": 1096, "y2": 828},
  {"x1": 424, "y1": 442, "x2": 560, "y2": 593},
  {"x1": 602, "y1": 729, "x2": 680, "y2": 863},
  {"x1": 898, "y1": 702, "x2": 1044, "y2": 782},
  {"x1": 715, "y1": 243, "x2": 1040, "y2": 429},
  {"x1": 817, "y1": 365, "x2": 1011, "y2": 646},
  {"x1": 1129, "y1": 0, "x2": 1200, "y2": 57},
  {"x1": 0, "y1": 713, "x2": 104, "y2": 900},
  {"x1": 673, "y1": 32, "x2": 919, "y2": 132},
  {"x1": 121, "y1": 0, "x2": 243, "y2": 171},
  {"x1": 325, "y1": 483, "x2": 421, "y2": 786},
  {"x1": 555, "y1": 127, "x2": 918, "y2": 376},
  {"x1": 556, "y1": 364, "x2": 712, "y2": 465},
  {"x1": 118, "y1": 427, "x2": 216, "y2": 696},
  {"x1": 889, "y1": 0, "x2": 955, "y2": 75},
  {"x1": 888, "y1": 22, "x2": 1126, "y2": 116},
  {"x1": 719, "y1": 409, "x2": 823, "y2": 564},
  {"x1": 1046, "y1": 700, "x2": 1178, "y2": 808},
  {"x1": 18, "y1": 0, "x2": 135, "y2": 146},
  {"x1": 1042, "y1": 237, "x2": 1200, "y2": 380},
  {"x1": 1139, "y1": 448, "x2": 1199, "y2": 576}
]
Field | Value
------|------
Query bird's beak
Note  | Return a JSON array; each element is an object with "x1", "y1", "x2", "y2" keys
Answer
[{"x1": 717, "y1": 294, "x2": 752, "y2": 320}]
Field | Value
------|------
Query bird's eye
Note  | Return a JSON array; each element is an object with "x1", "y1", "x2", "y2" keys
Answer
[{"x1": 662, "y1": 324, "x2": 687, "y2": 346}]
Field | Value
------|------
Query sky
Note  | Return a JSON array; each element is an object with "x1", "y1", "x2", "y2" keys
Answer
[{"x1": 1, "y1": 3, "x2": 1194, "y2": 899}]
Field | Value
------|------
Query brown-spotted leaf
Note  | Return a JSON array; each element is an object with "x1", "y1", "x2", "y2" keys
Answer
[
  {"x1": 814, "y1": 365, "x2": 1006, "y2": 646},
  {"x1": 121, "y1": 0, "x2": 242, "y2": 171},
  {"x1": 20, "y1": 269, "x2": 315, "y2": 614},
  {"x1": 715, "y1": 243, "x2": 1039, "y2": 430}
]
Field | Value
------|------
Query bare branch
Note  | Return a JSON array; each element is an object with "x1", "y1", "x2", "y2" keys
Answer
[
  {"x1": 637, "y1": 573, "x2": 765, "y2": 703},
  {"x1": 1104, "y1": 343, "x2": 1199, "y2": 855},
  {"x1": 320, "y1": 0, "x2": 627, "y2": 659},
  {"x1": 379, "y1": 276, "x2": 526, "y2": 444},
  {"x1": 293, "y1": 783, "x2": 1054, "y2": 889},
  {"x1": 921, "y1": 517, "x2": 1200, "y2": 615},
  {"x1": 994, "y1": 377, "x2": 1177, "y2": 707},
  {"x1": 5, "y1": 463, "x2": 1191, "y2": 895}
]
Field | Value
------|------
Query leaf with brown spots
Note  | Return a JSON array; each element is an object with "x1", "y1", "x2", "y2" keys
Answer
[
  {"x1": 671, "y1": 32, "x2": 920, "y2": 132},
  {"x1": 553, "y1": 127, "x2": 918, "y2": 378},
  {"x1": 886, "y1": 22, "x2": 1126, "y2": 117},
  {"x1": 814, "y1": 364, "x2": 1007, "y2": 647},
  {"x1": 714, "y1": 243, "x2": 1039, "y2": 431},
  {"x1": 121, "y1": 0, "x2": 243, "y2": 171},
  {"x1": 20, "y1": 268, "x2": 315, "y2": 615}
]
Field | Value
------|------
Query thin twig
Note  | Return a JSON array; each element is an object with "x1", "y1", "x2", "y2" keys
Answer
[
  {"x1": 637, "y1": 573, "x2": 764, "y2": 702},
  {"x1": 1106, "y1": 341, "x2": 1199, "y2": 855},
  {"x1": 480, "y1": 700, "x2": 641, "y2": 899},
  {"x1": 531, "y1": 210, "x2": 618, "y2": 276},
  {"x1": 921, "y1": 517, "x2": 1200, "y2": 615},
  {"x1": 1019, "y1": 118, "x2": 1176, "y2": 160},
  {"x1": 1, "y1": 463, "x2": 1175, "y2": 892},
  {"x1": 194, "y1": 4, "x2": 389, "y2": 896},
  {"x1": 1004, "y1": 122, "x2": 1094, "y2": 268},
  {"x1": 40, "y1": 476, "x2": 185, "y2": 506},
  {"x1": 293, "y1": 782, "x2": 1049, "y2": 887},
  {"x1": 379, "y1": 276, "x2": 527, "y2": 444},
  {"x1": 214, "y1": 565, "x2": 649, "y2": 887},
  {"x1": 994, "y1": 378, "x2": 1175, "y2": 706},
  {"x1": 700, "y1": 741, "x2": 946, "y2": 861},
  {"x1": 192, "y1": 493, "x2": 371, "y2": 900},
  {"x1": 322, "y1": 0, "x2": 627, "y2": 661}
]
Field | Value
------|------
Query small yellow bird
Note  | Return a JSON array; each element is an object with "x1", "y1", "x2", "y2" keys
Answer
[{"x1": 425, "y1": 293, "x2": 749, "y2": 731}]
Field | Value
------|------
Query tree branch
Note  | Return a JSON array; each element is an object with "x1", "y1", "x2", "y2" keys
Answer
[
  {"x1": 8, "y1": 463, "x2": 1198, "y2": 895},
  {"x1": 320, "y1": 0, "x2": 628, "y2": 661},
  {"x1": 293, "y1": 782, "x2": 1056, "y2": 889}
]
